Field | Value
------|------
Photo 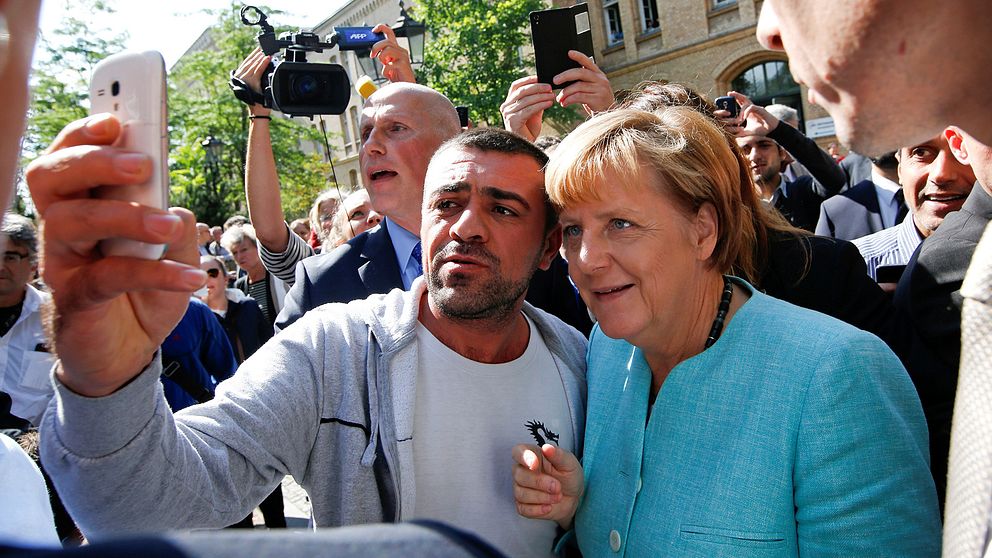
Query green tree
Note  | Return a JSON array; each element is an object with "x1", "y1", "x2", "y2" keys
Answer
[
  {"x1": 24, "y1": 0, "x2": 128, "y2": 159},
  {"x1": 413, "y1": 0, "x2": 578, "y2": 128},
  {"x1": 168, "y1": 3, "x2": 336, "y2": 226}
]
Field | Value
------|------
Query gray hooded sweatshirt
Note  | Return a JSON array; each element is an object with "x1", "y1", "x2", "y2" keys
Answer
[{"x1": 41, "y1": 278, "x2": 587, "y2": 539}]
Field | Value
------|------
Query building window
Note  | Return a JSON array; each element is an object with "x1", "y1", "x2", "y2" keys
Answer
[
  {"x1": 711, "y1": 0, "x2": 737, "y2": 9},
  {"x1": 340, "y1": 113, "x2": 353, "y2": 155},
  {"x1": 640, "y1": 0, "x2": 659, "y2": 33},
  {"x1": 349, "y1": 107, "x2": 360, "y2": 148},
  {"x1": 731, "y1": 60, "x2": 804, "y2": 127},
  {"x1": 349, "y1": 169, "x2": 359, "y2": 189},
  {"x1": 603, "y1": 0, "x2": 624, "y2": 46}
]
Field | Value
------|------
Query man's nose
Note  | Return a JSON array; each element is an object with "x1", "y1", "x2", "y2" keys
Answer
[
  {"x1": 449, "y1": 206, "x2": 488, "y2": 243},
  {"x1": 756, "y1": 2, "x2": 785, "y2": 52}
]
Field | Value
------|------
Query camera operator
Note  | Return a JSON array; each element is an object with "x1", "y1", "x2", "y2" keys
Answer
[{"x1": 237, "y1": 25, "x2": 416, "y2": 287}]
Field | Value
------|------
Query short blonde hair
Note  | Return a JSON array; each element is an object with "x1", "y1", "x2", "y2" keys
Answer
[{"x1": 546, "y1": 107, "x2": 757, "y2": 280}]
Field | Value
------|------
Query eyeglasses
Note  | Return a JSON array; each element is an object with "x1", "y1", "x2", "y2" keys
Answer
[
  {"x1": 3, "y1": 251, "x2": 30, "y2": 264},
  {"x1": 205, "y1": 268, "x2": 222, "y2": 278}
]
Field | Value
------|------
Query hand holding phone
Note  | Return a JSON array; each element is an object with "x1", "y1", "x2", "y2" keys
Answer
[
  {"x1": 89, "y1": 50, "x2": 169, "y2": 260},
  {"x1": 714, "y1": 95, "x2": 739, "y2": 119},
  {"x1": 530, "y1": 4, "x2": 594, "y2": 90}
]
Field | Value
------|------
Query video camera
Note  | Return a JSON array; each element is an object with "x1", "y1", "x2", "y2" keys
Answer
[{"x1": 231, "y1": 5, "x2": 385, "y2": 118}]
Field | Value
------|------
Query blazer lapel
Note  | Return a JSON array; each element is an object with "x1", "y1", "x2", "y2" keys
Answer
[{"x1": 357, "y1": 224, "x2": 405, "y2": 296}]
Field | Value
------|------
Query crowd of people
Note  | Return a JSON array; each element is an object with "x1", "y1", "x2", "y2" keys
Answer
[{"x1": 1, "y1": 0, "x2": 992, "y2": 556}]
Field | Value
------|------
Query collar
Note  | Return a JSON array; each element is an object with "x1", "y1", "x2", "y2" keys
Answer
[
  {"x1": 871, "y1": 169, "x2": 902, "y2": 201},
  {"x1": 385, "y1": 217, "x2": 421, "y2": 270},
  {"x1": 901, "y1": 212, "x2": 926, "y2": 251}
]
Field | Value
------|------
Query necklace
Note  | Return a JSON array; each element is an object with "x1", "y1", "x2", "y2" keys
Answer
[{"x1": 704, "y1": 276, "x2": 733, "y2": 349}]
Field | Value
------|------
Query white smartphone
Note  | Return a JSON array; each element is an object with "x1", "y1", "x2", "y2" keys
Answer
[{"x1": 89, "y1": 50, "x2": 169, "y2": 260}]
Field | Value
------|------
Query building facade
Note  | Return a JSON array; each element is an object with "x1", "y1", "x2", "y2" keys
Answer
[{"x1": 568, "y1": 0, "x2": 835, "y2": 144}]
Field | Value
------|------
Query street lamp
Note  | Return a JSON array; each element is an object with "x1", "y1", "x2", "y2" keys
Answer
[
  {"x1": 354, "y1": 47, "x2": 383, "y2": 83},
  {"x1": 202, "y1": 136, "x2": 223, "y2": 165},
  {"x1": 392, "y1": 1, "x2": 426, "y2": 67}
]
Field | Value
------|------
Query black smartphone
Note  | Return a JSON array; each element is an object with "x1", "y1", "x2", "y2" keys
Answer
[
  {"x1": 875, "y1": 264, "x2": 906, "y2": 284},
  {"x1": 456, "y1": 106, "x2": 469, "y2": 128},
  {"x1": 714, "y1": 95, "x2": 739, "y2": 119},
  {"x1": 530, "y1": 3, "x2": 594, "y2": 90}
]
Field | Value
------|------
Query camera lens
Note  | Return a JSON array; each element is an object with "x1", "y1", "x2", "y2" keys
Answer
[{"x1": 290, "y1": 74, "x2": 320, "y2": 102}]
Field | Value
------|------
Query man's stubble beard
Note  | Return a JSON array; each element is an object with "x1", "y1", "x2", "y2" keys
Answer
[{"x1": 426, "y1": 242, "x2": 542, "y2": 322}]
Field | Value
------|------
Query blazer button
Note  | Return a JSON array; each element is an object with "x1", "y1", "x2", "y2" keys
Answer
[
  {"x1": 636, "y1": 477, "x2": 642, "y2": 493},
  {"x1": 609, "y1": 529, "x2": 622, "y2": 552}
]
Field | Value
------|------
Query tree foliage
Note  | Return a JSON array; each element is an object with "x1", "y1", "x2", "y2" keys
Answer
[
  {"x1": 23, "y1": 0, "x2": 337, "y2": 225},
  {"x1": 413, "y1": 0, "x2": 578, "y2": 128},
  {"x1": 24, "y1": 0, "x2": 127, "y2": 159}
]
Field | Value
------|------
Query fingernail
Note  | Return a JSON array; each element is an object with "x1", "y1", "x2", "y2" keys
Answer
[
  {"x1": 145, "y1": 213, "x2": 181, "y2": 236},
  {"x1": 180, "y1": 268, "x2": 208, "y2": 288},
  {"x1": 85, "y1": 114, "x2": 112, "y2": 136},
  {"x1": 116, "y1": 153, "x2": 150, "y2": 175}
]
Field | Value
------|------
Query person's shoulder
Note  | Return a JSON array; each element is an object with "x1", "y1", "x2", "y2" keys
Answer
[
  {"x1": 746, "y1": 288, "x2": 877, "y2": 345},
  {"x1": 299, "y1": 226, "x2": 383, "y2": 274},
  {"x1": 523, "y1": 303, "x2": 588, "y2": 365}
]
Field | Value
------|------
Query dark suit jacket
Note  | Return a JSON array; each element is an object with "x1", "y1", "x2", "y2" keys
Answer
[
  {"x1": 841, "y1": 152, "x2": 873, "y2": 190},
  {"x1": 814, "y1": 179, "x2": 899, "y2": 240},
  {"x1": 766, "y1": 123, "x2": 846, "y2": 232},
  {"x1": 891, "y1": 183, "x2": 992, "y2": 506},
  {"x1": 761, "y1": 231, "x2": 895, "y2": 342},
  {"x1": 276, "y1": 224, "x2": 593, "y2": 335}
]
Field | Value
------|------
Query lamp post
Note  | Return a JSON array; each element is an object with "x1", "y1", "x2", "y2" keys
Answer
[
  {"x1": 392, "y1": 1, "x2": 426, "y2": 67},
  {"x1": 201, "y1": 136, "x2": 224, "y2": 223}
]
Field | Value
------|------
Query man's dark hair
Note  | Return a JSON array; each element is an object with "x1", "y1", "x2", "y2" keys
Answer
[
  {"x1": 434, "y1": 129, "x2": 558, "y2": 232},
  {"x1": 534, "y1": 135, "x2": 562, "y2": 152},
  {"x1": 870, "y1": 151, "x2": 899, "y2": 169},
  {"x1": 1, "y1": 213, "x2": 38, "y2": 254}
]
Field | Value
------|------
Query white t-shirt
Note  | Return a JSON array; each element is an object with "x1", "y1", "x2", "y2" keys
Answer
[
  {"x1": 0, "y1": 433, "x2": 59, "y2": 547},
  {"x1": 413, "y1": 314, "x2": 573, "y2": 558}
]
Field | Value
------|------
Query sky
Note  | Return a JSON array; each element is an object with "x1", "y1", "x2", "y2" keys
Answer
[{"x1": 37, "y1": 0, "x2": 348, "y2": 68}]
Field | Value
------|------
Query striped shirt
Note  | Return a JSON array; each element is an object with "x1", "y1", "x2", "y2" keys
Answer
[
  {"x1": 852, "y1": 213, "x2": 924, "y2": 281},
  {"x1": 258, "y1": 222, "x2": 315, "y2": 286}
]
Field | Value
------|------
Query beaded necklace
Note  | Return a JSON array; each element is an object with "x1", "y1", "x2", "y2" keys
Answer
[{"x1": 704, "y1": 276, "x2": 734, "y2": 349}]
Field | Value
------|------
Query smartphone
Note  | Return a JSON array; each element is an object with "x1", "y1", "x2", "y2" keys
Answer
[
  {"x1": 531, "y1": 4, "x2": 594, "y2": 89},
  {"x1": 89, "y1": 50, "x2": 169, "y2": 260},
  {"x1": 714, "y1": 96, "x2": 739, "y2": 119}
]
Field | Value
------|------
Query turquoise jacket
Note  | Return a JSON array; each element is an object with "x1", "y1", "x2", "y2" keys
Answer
[{"x1": 574, "y1": 280, "x2": 940, "y2": 557}]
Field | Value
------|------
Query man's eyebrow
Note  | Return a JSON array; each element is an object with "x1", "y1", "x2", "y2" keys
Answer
[
  {"x1": 482, "y1": 186, "x2": 530, "y2": 210},
  {"x1": 434, "y1": 182, "x2": 470, "y2": 195}
]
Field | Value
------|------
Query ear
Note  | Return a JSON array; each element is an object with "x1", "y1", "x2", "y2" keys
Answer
[
  {"x1": 693, "y1": 202, "x2": 719, "y2": 262},
  {"x1": 537, "y1": 223, "x2": 563, "y2": 271},
  {"x1": 945, "y1": 126, "x2": 969, "y2": 165}
]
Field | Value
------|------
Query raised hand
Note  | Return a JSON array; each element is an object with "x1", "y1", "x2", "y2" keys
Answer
[
  {"x1": 25, "y1": 113, "x2": 205, "y2": 397},
  {"x1": 501, "y1": 76, "x2": 555, "y2": 142},
  {"x1": 233, "y1": 47, "x2": 273, "y2": 117},
  {"x1": 512, "y1": 443, "x2": 584, "y2": 529},
  {"x1": 723, "y1": 90, "x2": 781, "y2": 137},
  {"x1": 370, "y1": 24, "x2": 416, "y2": 84},
  {"x1": 554, "y1": 50, "x2": 614, "y2": 115}
]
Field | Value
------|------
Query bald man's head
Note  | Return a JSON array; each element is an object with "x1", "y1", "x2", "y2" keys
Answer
[{"x1": 358, "y1": 83, "x2": 462, "y2": 233}]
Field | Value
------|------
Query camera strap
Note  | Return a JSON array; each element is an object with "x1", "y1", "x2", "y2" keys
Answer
[{"x1": 229, "y1": 72, "x2": 271, "y2": 109}]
